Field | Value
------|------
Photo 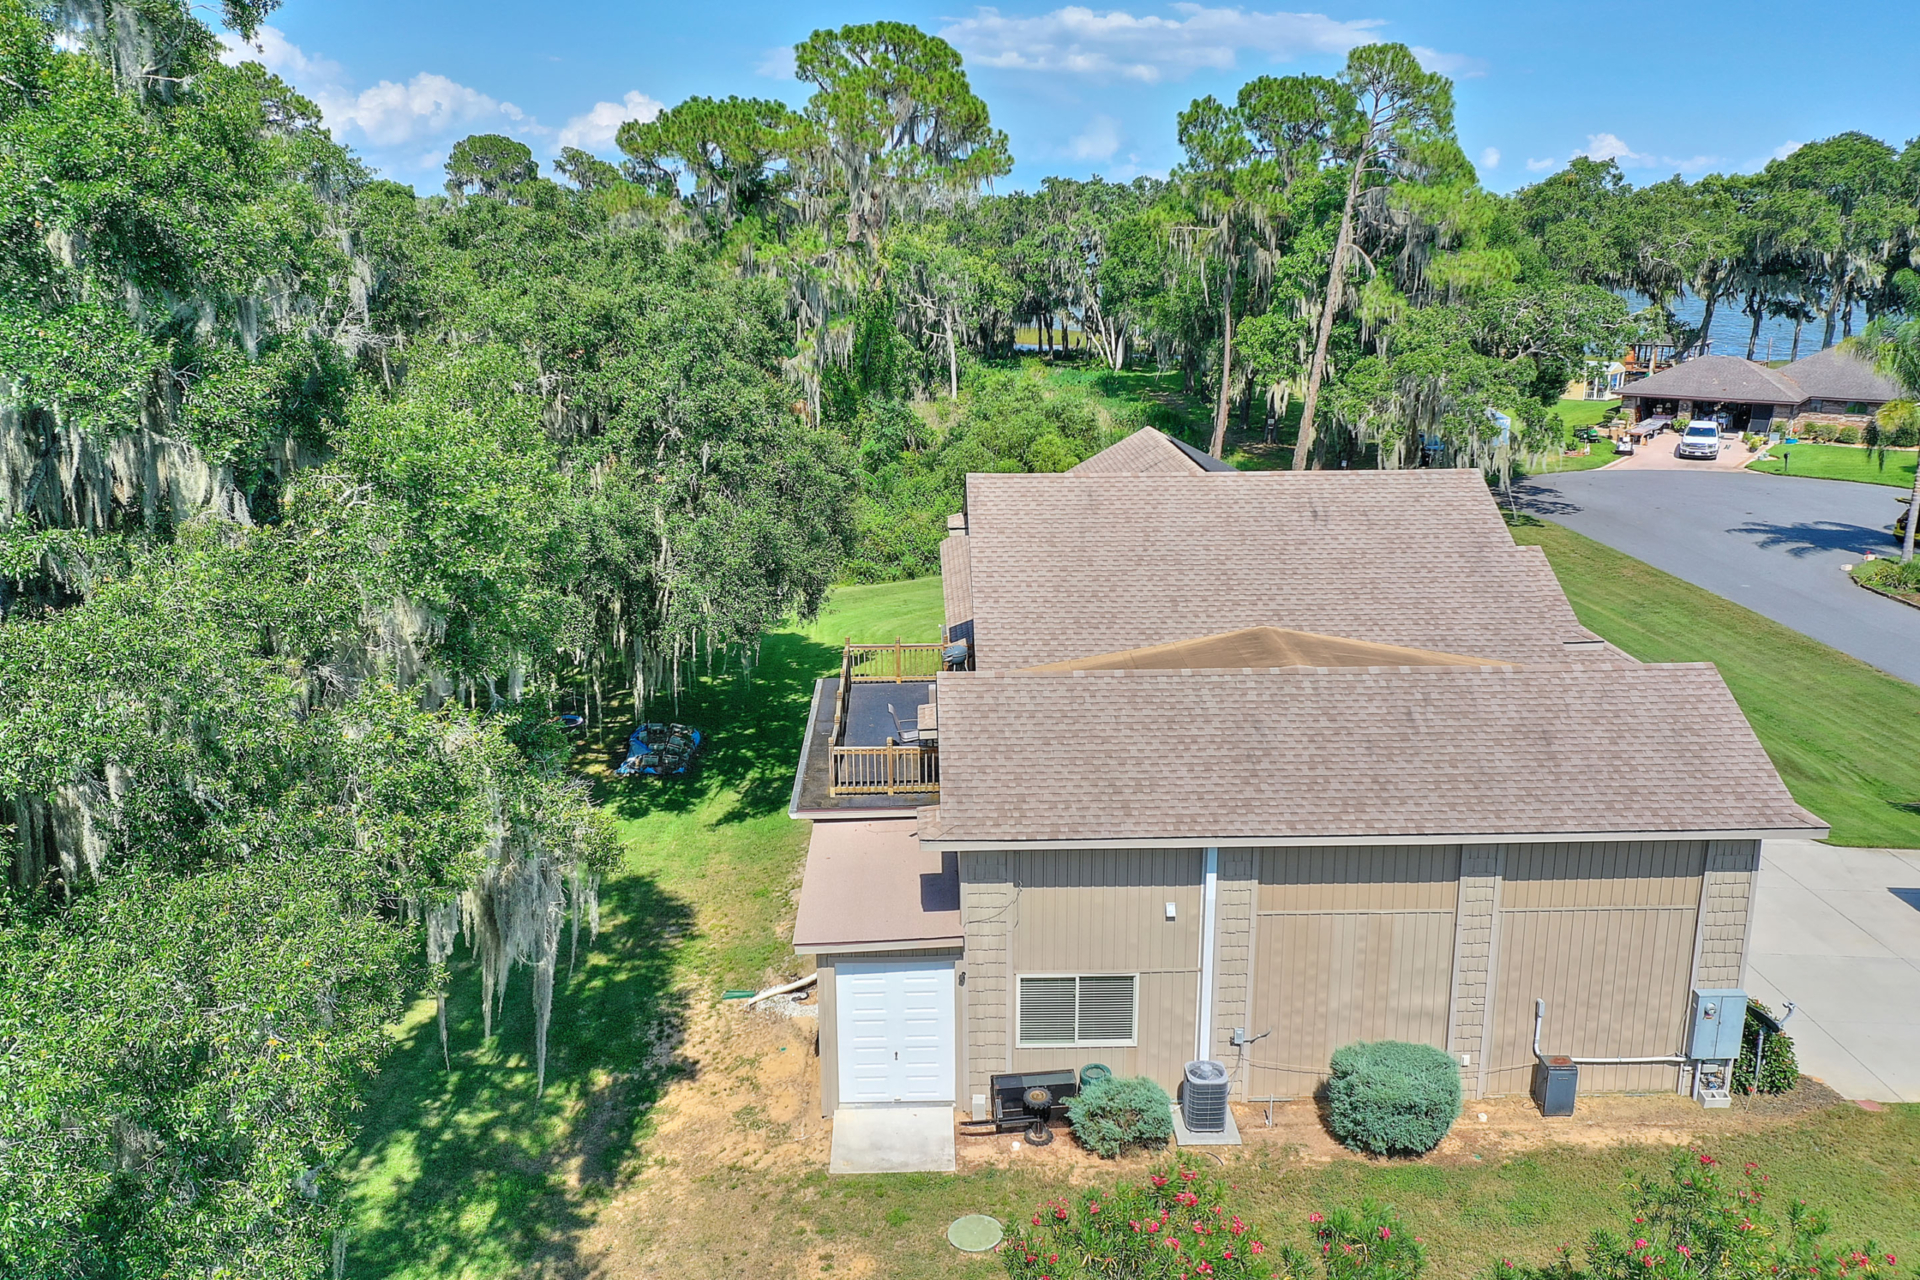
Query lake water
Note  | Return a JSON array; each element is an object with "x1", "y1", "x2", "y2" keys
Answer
[{"x1": 1618, "y1": 291, "x2": 1869, "y2": 362}]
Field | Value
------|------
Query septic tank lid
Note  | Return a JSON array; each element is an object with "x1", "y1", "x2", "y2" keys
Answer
[{"x1": 948, "y1": 1214, "x2": 1004, "y2": 1252}]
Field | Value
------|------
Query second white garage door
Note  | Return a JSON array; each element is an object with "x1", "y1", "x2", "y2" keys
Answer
[{"x1": 837, "y1": 959, "x2": 955, "y2": 1105}]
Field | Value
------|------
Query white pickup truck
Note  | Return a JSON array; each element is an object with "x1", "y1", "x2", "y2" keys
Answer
[{"x1": 1676, "y1": 421, "x2": 1723, "y2": 460}]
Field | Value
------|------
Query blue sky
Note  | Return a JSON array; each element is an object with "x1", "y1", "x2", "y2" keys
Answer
[{"x1": 226, "y1": 0, "x2": 1919, "y2": 197}]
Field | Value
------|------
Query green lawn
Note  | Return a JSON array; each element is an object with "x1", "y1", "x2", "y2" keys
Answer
[
  {"x1": 1511, "y1": 516, "x2": 1920, "y2": 847},
  {"x1": 1748, "y1": 442, "x2": 1918, "y2": 488},
  {"x1": 1554, "y1": 396, "x2": 1621, "y2": 428}
]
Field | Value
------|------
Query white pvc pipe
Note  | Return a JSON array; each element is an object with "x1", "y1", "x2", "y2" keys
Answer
[
  {"x1": 1195, "y1": 847, "x2": 1219, "y2": 1062},
  {"x1": 1533, "y1": 997, "x2": 1687, "y2": 1066},
  {"x1": 745, "y1": 973, "x2": 818, "y2": 1006}
]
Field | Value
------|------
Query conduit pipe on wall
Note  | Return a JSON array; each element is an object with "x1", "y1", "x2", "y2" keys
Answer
[{"x1": 1532, "y1": 998, "x2": 1687, "y2": 1066}]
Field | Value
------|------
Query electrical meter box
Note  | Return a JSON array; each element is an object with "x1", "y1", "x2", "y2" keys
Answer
[{"x1": 1688, "y1": 989, "x2": 1747, "y2": 1060}]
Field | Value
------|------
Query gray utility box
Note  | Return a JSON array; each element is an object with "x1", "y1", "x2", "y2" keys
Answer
[
  {"x1": 1688, "y1": 990, "x2": 1748, "y2": 1061},
  {"x1": 1533, "y1": 1056, "x2": 1578, "y2": 1117},
  {"x1": 1181, "y1": 1060, "x2": 1230, "y2": 1132}
]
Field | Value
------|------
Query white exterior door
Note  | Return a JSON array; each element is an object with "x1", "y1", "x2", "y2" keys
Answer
[{"x1": 836, "y1": 959, "x2": 956, "y2": 1104}]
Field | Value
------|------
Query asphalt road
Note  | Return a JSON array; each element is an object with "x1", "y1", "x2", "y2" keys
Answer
[{"x1": 1517, "y1": 468, "x2": 1920, "y2": 686}]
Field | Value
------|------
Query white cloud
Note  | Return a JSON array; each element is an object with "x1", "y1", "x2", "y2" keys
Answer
[
  {"x1": 939, "y1": 4, "x2": 1385, "y2": 84},
  {"x1": 756, "y1": 46, "x2": 797, "y2": 79},
  {"x1": 220, "y1": 25, "x2": 536, "y2": 149},
  {"x1": 1524, "y1": 156, "x2": 1557, "y2": 172},
  {"x1": 1478, "y1": 146, "x2": 1500, "y2": 170},
  {"x1": 330, "y1": 74, "x2": 530, "y2": 147},
  {"x1": 1574, "y1": 132, "x2": 1652, "y2": 167},
  {"x1": 558, "y1": 91, "x2": 665, "y2": 151},
  {"x1": 1768, "y1": 140, "x2": 1803, "y2": 162},
  {"x1": 1411, "y1": 45, "x2": 1486, "y2": 78},
  {"x1": 1070, "y1": 114, "x2": 1123, "y2": 161}
]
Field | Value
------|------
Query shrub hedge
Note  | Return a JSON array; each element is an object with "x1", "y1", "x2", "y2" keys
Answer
[
  {"x1": 1732, "y1": 999, "x2": 1799, "y2": 1094},
  {"x1": 1325, "y1": 1040, "x2": 1460, "y2": 1156},
  {"x1": 1065, "y1": 1074, "x2": 1173, "y2": 1158}
]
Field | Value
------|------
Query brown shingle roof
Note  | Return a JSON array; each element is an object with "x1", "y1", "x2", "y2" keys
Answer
[
  {"x1": 1020, "y1": 626, "x2": 1514, "y2": 673},
  {"x1": 1619, "y1": 355, "x2": 1805, "y2": 404},
  {"x1": 940, "y1": 532, "x2": 972, "y2": 636},
  {"x1": 793, "y1": 817, "x2": 961, "y2": 952},
  {"x1": 1781, "y1": 345, "x2": 1905, "y2": 404},
  {"x1": 920, "y1": 665, "x2": 1825, "y2": 844},
  {"x1": 963, "y1": 469, "x2": 1597, "y2": 668},
  {"x1": 1068, "y1": 427, "x2": 1238, "y2": 474}
]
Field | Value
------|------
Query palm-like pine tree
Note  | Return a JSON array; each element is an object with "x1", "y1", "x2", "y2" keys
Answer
[{"x1": 1848, "y1": 270, "x2": 1920, "y2": 561}]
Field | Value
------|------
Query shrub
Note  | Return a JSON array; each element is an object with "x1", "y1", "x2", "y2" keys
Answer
[
  {"x1": 1732, "y1": 999, "x2": 1799, "y2": 1094},
  {"x1": 1001, "y1": 1156, "x2": 1309, "y2": 1280},
  {"x1": 1065, "y1": 1074, "x2": 1174, "y2": 1158},
  {"x1": 1495, "y1": 1150, "x2": 1899, "y2": 1280},
  {"x1": 1837, "y1": 424, "x2": 1862, "y2": 445},
  {"x1": 1877, "y1": 400, "x2": 1918, "y2": 448},
  {"x1": 1325, "y1": 1041, "x2": 1460, "y2": 1156}
]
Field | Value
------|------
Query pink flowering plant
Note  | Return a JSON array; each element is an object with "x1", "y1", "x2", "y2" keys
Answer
[
  {"x1": 1000, "y1": 1155, "x2": 1310, "y2": 1280},
  {"x1": 1495, "y1": 1150, "x2": 1903, "y2": 1280},
  {"x1": 1313, "y1": 1203, "x2": 1428, "y2": 1280}
]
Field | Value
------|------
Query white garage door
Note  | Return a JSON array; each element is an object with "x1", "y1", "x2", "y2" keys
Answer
[{"x1": 837, "y1": 959, "x2": 955, "y2": 1105}]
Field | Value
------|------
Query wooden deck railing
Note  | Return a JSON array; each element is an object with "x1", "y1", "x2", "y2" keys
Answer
[
  {"x1": 845, "y1": 639, "x2": 946, "y2": 683},
  {"x1": 830, "y1": 744, "x2": 940, "y2": 795}
]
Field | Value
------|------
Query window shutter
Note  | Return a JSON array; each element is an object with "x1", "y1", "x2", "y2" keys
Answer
[
  {"x1": 1076, "y1": 974, "x2": 1136, "y2": 1043},
  {"x1": 1018, "y1": 976, "x2": 1076, "y2": 1044}
]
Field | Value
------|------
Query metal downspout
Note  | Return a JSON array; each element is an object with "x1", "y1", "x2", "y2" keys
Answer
[{"x1": 1196, "y1": 847, "x2": 1219, "y2": 1062}]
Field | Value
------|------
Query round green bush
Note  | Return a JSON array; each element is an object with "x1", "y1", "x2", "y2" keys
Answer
[
  {"x1": 1325, "y1": 1040, "x2": 1461, "y2": 1156},
  {"x1": 1064, "y1": 1074, "x2": 1173, "y2": 1158}
]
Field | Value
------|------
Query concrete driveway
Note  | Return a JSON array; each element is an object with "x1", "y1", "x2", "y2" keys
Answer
[
  {"x1": 1749, "y1": 840, "x2": 1920, "y2": 1102},
  {"x1": 1518, "y1": 468, "x2": 1920, "y2": 685}
]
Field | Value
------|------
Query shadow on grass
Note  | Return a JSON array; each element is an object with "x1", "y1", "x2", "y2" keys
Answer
[
  {"x1": 344, "y1": 620, "x2": 859, "y2": 1278},
  {"x1": 597, "y1": 630, "x2": 840, "y2": 828},
  {"x1": 343, "y1": 868, "x2": 694, "y2": 1280}
]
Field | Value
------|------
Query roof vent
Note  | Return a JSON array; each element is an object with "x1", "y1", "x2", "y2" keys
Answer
[{"x1": 1562, "y1": 638, "x2": 1606, "y2": 651}]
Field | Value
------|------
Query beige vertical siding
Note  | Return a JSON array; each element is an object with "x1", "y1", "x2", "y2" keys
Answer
[
  {"x1": 1484, "y1": 841, "x2": 1706, "y2": 1095},
  {"x1": 1004, "y1": 848, "x2": 1204, "y2": 1090},
  {"x1": 1245, "y1": 846, "x2": 1459, "y2": 1099}
]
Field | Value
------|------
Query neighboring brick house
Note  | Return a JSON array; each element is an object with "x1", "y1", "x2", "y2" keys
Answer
[
  {"x1": 788, "y1": 430, "x2": 1824, "y2": 1125},
  {"x1": 1618, "y1": 348, "x2": 1905, "y2": 431}
]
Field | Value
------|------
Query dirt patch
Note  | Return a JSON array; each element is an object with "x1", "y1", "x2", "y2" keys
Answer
[
  {"x1": 952, "y1": 1078, "x2": 1852, "y2": 1176},
  {"x1": 571, "y1": 993, "x2": 834, "y2": 1277}
]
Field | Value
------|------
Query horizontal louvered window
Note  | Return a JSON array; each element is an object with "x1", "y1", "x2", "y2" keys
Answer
[{"x1": 1016, "y1": 974, "x2": 1137, "y2": 1047}]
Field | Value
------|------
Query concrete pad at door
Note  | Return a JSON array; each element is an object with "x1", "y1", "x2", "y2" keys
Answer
[{"x1": 829, "y1": 1106, "x2": 956, "y2": 1175}]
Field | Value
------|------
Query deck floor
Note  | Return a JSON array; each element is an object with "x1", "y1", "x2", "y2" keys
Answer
[{"x1": 843, "y1": 680, "x2": 935, "y2": 747}]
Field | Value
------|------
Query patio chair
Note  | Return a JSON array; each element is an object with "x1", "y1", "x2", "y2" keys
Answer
[{"x1": 887, "y1": 703, "x2": 921, "y2": 745}]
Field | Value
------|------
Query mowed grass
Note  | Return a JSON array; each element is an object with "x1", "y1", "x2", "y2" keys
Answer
[
  {"x1": 1554, "y1": 396, "x2": 1621, "y2": 428},
  {"x1": 340, "y1": 581, "x2": 943, "y2": 1279},
  {"x1": 686, "y1": 1107, "x2": 1920, "y2": 1280},
  {"x1": 1748, "y1": 442, "x2": 1918, "y2": 489},
  {"x1": 1510, "y1": 516, "x2": 1920, "y2": 847}
]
